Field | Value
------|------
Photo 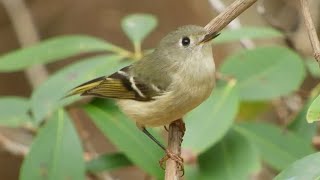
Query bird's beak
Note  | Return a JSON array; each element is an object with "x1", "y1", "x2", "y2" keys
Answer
[{"x1": 199, "y1": 31, "x2": 220, "y2": 44}]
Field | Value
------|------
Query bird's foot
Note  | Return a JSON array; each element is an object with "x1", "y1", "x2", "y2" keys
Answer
[{"x1": 159, "y1": 149, "x2": 184, "y2": 176}]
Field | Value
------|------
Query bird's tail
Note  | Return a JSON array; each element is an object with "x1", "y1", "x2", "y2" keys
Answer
[{"x1": 63, "y1": 76, "x2": 105, "y2": 98}]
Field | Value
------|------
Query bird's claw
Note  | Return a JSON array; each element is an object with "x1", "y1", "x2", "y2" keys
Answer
[{"x1": 159, "y1": 149, "x2": 184, "y2": 176}]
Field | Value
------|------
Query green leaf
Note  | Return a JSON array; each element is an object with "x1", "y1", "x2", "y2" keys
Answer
[
  {"x1": 0, "y1": 36, "x2": 122, "y2": 72},
  {"x1": 84, "y1": 99, "x2": 164, "y2": 178},
  {"x1": 198, "y1": 130, "x2": 260, "y2": 180},
  {"x1": 275, "y1": 152, "x2": 320, "y2": 180},
  {"x1": 307, "y1": 94, "x2": 320, "y2": 123},
  {"x1": 86, "y1": 153, "x2": 132, "y2": 173},
  {"x1": 31, "y1": 55, "x2": 125, "y2": 123},
  {"x1": 214, "y1": 27, "x2": 283, "y2": 44},
  {"x1": 305, "y1": 58, "x2": 320, "y2": 78},
  {"x1": 306, "y1": 83, "x2": 320, "y2": 123},
  {"x1": 122, "y1": 14, "x2": 157, "y2": 45},
  {"x1": 220, "y1": 46, "x2": 306, "y2": 101},
  {"x1": 20, "y1": 110, "x2": 85, "y2": 180},
  {"x1": 288, "y1": 100, "x2": 317, "y2": 141},
  {"x1": 234, "y1": 122, "x2": 314, "y2": 171},
  {"x1": 183, "y1": 81, "x2": 239, "y2": 153},
  {"x1": 0, "y1": 97, "x2": 32, "y2": 127}
]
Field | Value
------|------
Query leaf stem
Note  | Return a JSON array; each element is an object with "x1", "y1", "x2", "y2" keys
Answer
[{"x1": 133, "y1": 42, "x2": 143, "y2": 60}]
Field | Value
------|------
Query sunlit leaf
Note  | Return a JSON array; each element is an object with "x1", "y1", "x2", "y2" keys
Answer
[
  {"x1": 306, "y1": 92, "x2": 320, "y2": 123},
  {"x1": 275, "y1": 152, "x2": 320, "y2": 180},
  {"x1": 0, "y1": 97, "x2": 32, "y2": 127},
  {"x1": 214, "y1": 27, "x2": 283, "y2": 44},
  {"x1": 122, "y1": 14, "x2": 157, "y2": 46},
  {"x1": 198, "y1": 130, "x2": 260, "y2": 180},
  {"x1": 0, "y1": 36, "x2": 121, "y2": 72},
  {"x1": 237, "y1": 101, "x2": 270, "y2": 121},
  {"x1": 234, "y1": 122, "x2": 314, "y2": 170},
  {"x1": 84, "y1": 99, "x2": 164, "y2": 178},
  {"x1": 20, "y1": 110, "x2": 85, "y2": 180},
  {"x1": 86, "y1": 153, "x2": 132, "y2": 173},
  {"x1": 31, "y1": 55, "x2": 126, "y2": 123},
  {"x1": 220, "y1": 46, "x2": 306, "y2": 101},
  {"x1": 183, "y1": 80, "x2": 239, "y2": 153}
]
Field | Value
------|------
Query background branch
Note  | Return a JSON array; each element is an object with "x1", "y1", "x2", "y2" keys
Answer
[
  {"x1": 1, "y1": 0, "x2": 48, "y2": 88},
  {"x1": 299, "y1": 0, "x2": 320, "y2": 63}
]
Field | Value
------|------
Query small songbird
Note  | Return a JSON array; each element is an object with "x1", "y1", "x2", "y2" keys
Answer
[{"x1": 65, "y1": 25, "x2": 219, "y2": 167}]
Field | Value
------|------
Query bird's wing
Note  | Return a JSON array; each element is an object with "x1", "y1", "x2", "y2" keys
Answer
[{"x1": 65, "y1": 66, "x2": 164, "y2": 101}]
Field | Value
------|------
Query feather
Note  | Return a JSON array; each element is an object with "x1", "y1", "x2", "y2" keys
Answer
[
  {"x1": 64, "y1": 76, "x2": 105, "y2": 98},
  {"x1": 65, "y1": 66, "x2": 164, "y2": 101}
]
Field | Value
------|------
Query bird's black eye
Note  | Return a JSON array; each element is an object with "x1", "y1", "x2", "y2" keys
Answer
[{"x1": 181, "y1": 37, "x2": 190, "y2": 47}]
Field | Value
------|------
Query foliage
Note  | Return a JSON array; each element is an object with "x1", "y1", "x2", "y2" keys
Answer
[{"x1": 0, "y1": 13, "x2": 318, "y2": 179}]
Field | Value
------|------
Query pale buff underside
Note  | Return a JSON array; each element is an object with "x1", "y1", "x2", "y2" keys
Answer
[{"x1": 117, "y1": 46, "x2": 215, "y2": 127}]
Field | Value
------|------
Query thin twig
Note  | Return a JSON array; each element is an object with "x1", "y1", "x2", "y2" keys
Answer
[
  {"x1": 299, "y1": 0, "x2": 320, "y2": 63},
  {"x1": 204, "y1": 0, "x2": 257, "y2": 33},
  {"x1": 208, "y1": 0, "x2": 255, "y2": 49},
  {"x1": 0, "y1": 133, "x2": 29, "y2": 156}
]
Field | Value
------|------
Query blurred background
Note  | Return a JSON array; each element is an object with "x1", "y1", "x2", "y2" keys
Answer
[{"x1": 0, "y1": 0, "x2": 319, "y2": 179}]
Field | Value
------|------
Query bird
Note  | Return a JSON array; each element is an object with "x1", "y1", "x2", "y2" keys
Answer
[{"x1": 65, "y1": 25, "x2": 219, "y2": 170}]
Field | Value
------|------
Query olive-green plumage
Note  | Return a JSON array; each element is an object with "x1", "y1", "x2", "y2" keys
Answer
[{"x1": 66, "y1": 25, "x2": 219, "y2": 127}]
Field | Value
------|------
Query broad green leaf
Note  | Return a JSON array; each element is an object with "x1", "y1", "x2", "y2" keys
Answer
[
  {"x1": 84, "y1": 99, "x2": 164, "y2": 178},
  {"x1": 214, "y1": 27, "x2": 283, "y2": 44},
  {"x1": 86, "y1": 153, "x2": 132, "y2": 173},
  {"x1": 234, "y1": 122, "x2": 314, "y2": 171},
  {"x1": 122, "y1": 14, "x2": 157, "y2": 45},
  {"x1": 305, "y1": 58, "x2": 320, "y2": 78},
  {"x1": 307, "y1": 94, "x2": 320, "y2": 123},
  {"x1": 198, "y1": 130, "x2": 260, "y2": 180},
  {"x1": 20, "y1": 110, "x2": 85, "y2": 180},
  {"x1": 31, "y1": 55, "x2": 125, "y2": 123},
  {"x1": 275, "y1": 152, "x2": 320, "y2": 180},
  {"x1": 0, "y1": 97, "x2": 32, "y2": 127},
  {"x1": 183, "y1": 80, "x2": 239, "y2": 153},
  {"x1": 220, "y1": 46, "x2": 306, "y2": 101},
  {"x1": 238, "y1": 101, "x2": 270, "y2": 120},
  {"x1": 0, "y1": 36, "x2": 122, "y2": 72}
]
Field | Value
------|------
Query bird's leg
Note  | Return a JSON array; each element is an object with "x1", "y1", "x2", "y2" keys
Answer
[
  {"x1": 139, "y1": 123, "x2": 185, "y2": 175},
  {"x1": 141, "y1": 127, "x2": 166, "y2": 151}
]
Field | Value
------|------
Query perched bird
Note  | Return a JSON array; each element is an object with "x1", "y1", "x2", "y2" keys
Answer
[{"x1": 65, "y1": 25, "x2": 219, "y2": 168}]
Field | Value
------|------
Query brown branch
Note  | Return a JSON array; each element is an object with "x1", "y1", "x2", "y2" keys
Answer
[
  {"x1": 165, "y1": 119, "x2": 185, "y2": 180},
  {"x1": 299, "y1": 0, "x2": 320, "y2": 63},
  {"x1": 208, "y1": 0, "x2": 255, "y2": 49},
  {"x1": 204, "y1": 0, "x2": 257, "y2": 34}
]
